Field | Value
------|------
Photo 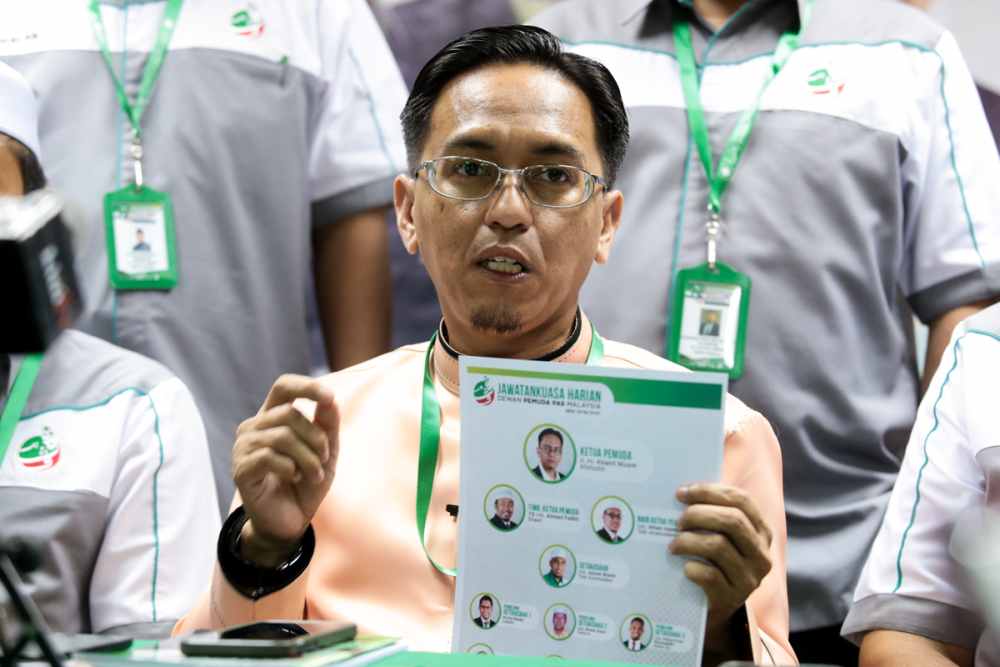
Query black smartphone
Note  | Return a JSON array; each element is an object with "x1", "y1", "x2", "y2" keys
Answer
[{"x1": 180, "y1": 620, "x2": 357, "y2": 658}]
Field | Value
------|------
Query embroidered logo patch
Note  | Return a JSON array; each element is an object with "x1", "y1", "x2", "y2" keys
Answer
[
  {"x1": 808, "y1": 68, "x2": 845, "y2": 96},
  {"x1": 18, "y1": 426, "x2": 61, "y2": 470},
  {"x1": 474, "y1": 377, "x2": 496, "y2": 406},
  {"x1": 230, "y1": 4, "x2": 265, "y2": 37}
]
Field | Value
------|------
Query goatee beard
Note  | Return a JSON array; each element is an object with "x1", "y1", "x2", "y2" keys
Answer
[{"x1": 470, "y1": 305, "x2": 522, "y2": 334}]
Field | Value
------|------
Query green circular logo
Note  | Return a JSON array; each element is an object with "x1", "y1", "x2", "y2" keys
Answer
[{"x1": 17, "y1": 429, "x2": 61, "y2": 470}]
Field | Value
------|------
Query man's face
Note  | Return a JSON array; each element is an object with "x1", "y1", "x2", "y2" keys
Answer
[
  {"x1": 495, "y1": 497, "x2": 514, "y2": 521},
  {"x1": 552, "y1": 611, "x2": 567, "y2": 633},
  {"x1": 629, "y1": 619, "x2": 644, "y2": 641},
  {"x1": 479, "y1": 598, "x2": 493, "y2": 620},
  {"x1": 603, "y1": 507, "x2": 622, "y2": 533},
  {"x1": 0, "y1": 140, "x2": 24, "y2": 196},
  {"x1": 550, "y1": 556, "x2": 566, "y2": 578},
  {"x1": 538, "y1": 433, "x2": 563, "y2": 473},
  {"x1": 395, "y1": 63, "x2": 622, "y2": 343}
]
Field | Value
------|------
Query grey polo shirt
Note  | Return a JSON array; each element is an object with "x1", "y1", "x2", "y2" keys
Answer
[
  {"x1": 0, "y1": 0, "x2": 408, "y2": 510},
  {"x1": 0, "y1": 331, "x2": 218, "y2": 635},
  {"x1": 534, "y1": 0, "x2": 1000, "y2": 630}
]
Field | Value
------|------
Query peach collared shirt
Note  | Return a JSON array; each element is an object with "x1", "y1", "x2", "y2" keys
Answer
[{"x1": 175, "y1": 319, "x2": 794, "y2": 664}]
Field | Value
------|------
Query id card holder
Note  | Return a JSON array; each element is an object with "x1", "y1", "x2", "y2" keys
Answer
[
  {"x1": 103, "y1": 185, "x2": 178, "y2": 290},
  {"x1": 667, "y1": 261, "x2": 751, "y2": 379}
]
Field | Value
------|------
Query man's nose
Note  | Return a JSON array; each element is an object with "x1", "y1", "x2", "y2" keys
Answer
[{"x1": 485, "y1": 170, "x2": 533, "y2": 230}]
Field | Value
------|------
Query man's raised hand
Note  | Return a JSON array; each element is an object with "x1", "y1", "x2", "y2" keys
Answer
[{"x1": 231, "y1": 374, "x2": 340, "y2": 565}]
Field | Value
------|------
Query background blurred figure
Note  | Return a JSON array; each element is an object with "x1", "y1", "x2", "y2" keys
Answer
[
  {"x1": 0, "y1": 1, "x2": 408, "y2": 512},
  {"x1": 533, "y1": 0, "x2": 1000, "y2": 663},
  {"x1": 844, "y1": 303, "x2": 1000, "y2": 666},
  {"x1": 0, "y1": 62, "x2": 218, "y2": 637}
]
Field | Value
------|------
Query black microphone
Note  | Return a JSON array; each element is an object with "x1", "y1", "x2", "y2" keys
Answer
[{"x1": 0, "y1": 191, "x2": 82, "y2": 353}]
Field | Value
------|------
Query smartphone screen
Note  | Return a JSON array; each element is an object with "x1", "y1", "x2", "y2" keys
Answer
[{"x1": 220, "y1": 622, "x2": 311, "y2": 640}]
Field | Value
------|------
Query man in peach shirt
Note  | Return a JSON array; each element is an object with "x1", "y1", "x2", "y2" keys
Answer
[{"x1": 176, "y1": 25, "x2": 794, "y2": 665}]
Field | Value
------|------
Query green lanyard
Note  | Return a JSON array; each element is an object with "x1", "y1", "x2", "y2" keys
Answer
[
  {"x1": 416, "y1": 324, "x2": 605, "y2": 576},
  {"x1": 0, "y1": 354, "x2": 44, "y2": 465},
  {"x1": 673, "y1": 0, "x2": 813, "y2": 265},
  {"x1": 88, "y1": 0, "x2": 183, "y2": 187}
]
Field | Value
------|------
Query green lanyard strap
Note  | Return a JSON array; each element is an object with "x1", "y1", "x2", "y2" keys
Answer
[
  {"x1": 87, "y1": 0, "x2": 183, "y2": 136},
  {"x1": 0, "y1": 354, "x2": 44, "y2": 465},
  {"x1": 673, "y1": 0, "x2": 813, "y2": 217},
  {"x1": 416, "y1": 322, "x2": 605, "y2": 577}
]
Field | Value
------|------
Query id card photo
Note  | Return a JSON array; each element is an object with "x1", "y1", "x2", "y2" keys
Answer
[{"x1": 113, "y1": 204, "x2": 169, "y2": 276}]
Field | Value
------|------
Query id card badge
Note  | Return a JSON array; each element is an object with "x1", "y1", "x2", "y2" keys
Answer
[
  {"x1": 667, "y1": 261, "x2": 751, "y2": 379},
  {"x1": 103, "y1": 185, "x2": 178, "y2": 290}
]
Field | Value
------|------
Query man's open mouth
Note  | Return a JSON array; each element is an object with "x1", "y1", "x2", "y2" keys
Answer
[{"x1": 480, "y1": 256, "x2": 527, "y2": 274}]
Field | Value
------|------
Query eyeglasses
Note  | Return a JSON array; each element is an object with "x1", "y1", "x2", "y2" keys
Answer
[
  {"x1": 414, "y1": 156, "x2": 607, "y2": 208},
  {"x1": 539, "y1": 445, "x2": 563, "y2": 454}
]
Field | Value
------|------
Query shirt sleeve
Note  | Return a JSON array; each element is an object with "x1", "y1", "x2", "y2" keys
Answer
[
  {"x1": 842, "y1": 320, "x2": 990, "y2": 649},
  {"x1": 720, "y1": 402, "x2": 795, "y2": 665},
  {"x1": 903, "y1": 30, "x2": 1000, "y2": 322},
  {"x1": 89, "y1": 377, "x2": 220, "y2": 635},
  {"x1": 308, "y1": 0, "x2": 408, "y2": 221}
]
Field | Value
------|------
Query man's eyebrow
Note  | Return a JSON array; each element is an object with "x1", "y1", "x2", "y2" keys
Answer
[
  {"x1": 529, "y1": 142, "x2": 585, "y2": 163},
  {"x1": 438, "y1": 137, "x2": 586, "y2": 164},
  {"x1": 441, "y1": 137, "x2": 495, "y2": 154}
]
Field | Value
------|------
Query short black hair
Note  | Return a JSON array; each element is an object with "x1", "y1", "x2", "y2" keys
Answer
[
  {"x1": 0, "y1": 133, "x2": 46, "y2": 193},
  {"x1": 538, "y1": 427, "x2": 563, "y2": 447},
  {"x1": 400, "y1": 25, "x2": 629, "y2": 186},
  {"x1": 631, "y1": 617, "x2": 645, "y2": 627},
  {"x1": 480, "y1": 595, "x2": 493, "y2": 606}
]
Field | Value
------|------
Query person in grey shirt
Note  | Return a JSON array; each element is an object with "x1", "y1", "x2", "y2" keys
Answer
[
  {"x1": 0, "y1": 62, "x2": 218, "y2": 636},
  {"x1": 533, "y1": 0, "x2": 1000, "y2": 662},
  {"x1": 1, "y1": 1, "x2": 409, "y2": 513}
]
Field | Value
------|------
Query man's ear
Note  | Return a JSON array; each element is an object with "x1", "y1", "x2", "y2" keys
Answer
[
  {"x1": 594, "y1": 189, "x2": 623, "y2": 265},
  {"x1": 394, "y1": 174, "x2": 419, "y2": 255}
]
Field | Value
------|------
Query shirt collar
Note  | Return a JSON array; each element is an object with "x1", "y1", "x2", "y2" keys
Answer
[{"x1": 431, "y1": 311, "x2": 595, "y2": 396}]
